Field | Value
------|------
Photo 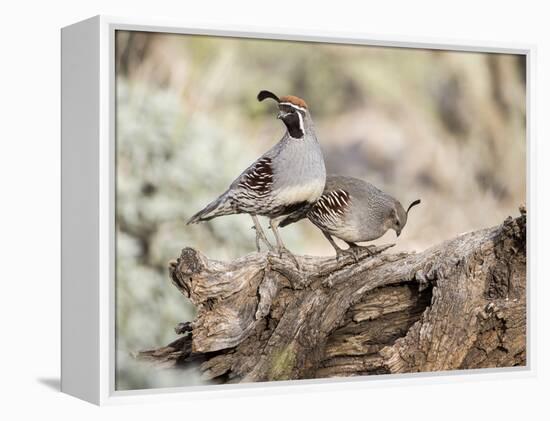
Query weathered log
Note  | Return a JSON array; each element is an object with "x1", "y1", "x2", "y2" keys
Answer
[{"x1": 138, "y1": 208, "x2": 526, "y2": 383}]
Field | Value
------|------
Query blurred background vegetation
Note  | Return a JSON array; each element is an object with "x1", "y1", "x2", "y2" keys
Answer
[{"x1": 115, "y1": 31, "x2": 526, "y2": 390}]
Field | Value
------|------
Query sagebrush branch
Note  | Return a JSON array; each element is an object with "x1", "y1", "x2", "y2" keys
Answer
[{"x1": 139, "y1": 207, "x2": 526, "y2": 383}]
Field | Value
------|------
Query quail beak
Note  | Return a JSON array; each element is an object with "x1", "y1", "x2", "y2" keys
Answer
[
  {"x1": 396, "y1": 229, "x2": 402, "y2": 238},
  {"x1": 277, "y1": 110, "x2": 288, "y2": 120}
]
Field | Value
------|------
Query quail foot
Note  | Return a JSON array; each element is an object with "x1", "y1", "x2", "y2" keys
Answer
[
  {"x1": 187, "y1": 90, "x2": 326, "y2": 263},
  {"x1": 280, "y1": 175, "x2": 420, "y2": 262}
]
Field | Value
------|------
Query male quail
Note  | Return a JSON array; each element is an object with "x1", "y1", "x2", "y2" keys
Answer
[
  {"x1": 280, "y1": 175, "x2": 420, "y2": 260},
  {"x1": 187, "y1": 90, "x2": 326, "y2": 258}
]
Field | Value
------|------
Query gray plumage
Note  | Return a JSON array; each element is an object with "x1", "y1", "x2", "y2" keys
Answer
[
  {"x1": 280, "y1": 175, "x2": 420, "y2": 259},
  {"x1": 187, "y1": 91, "x2": 326, "y2": 256}
]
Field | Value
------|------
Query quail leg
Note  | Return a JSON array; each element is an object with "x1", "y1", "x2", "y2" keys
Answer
[
  {"x1": 345, "y1": 241, "x2": 377, "y2": 259},
  {"x1": 251, "y1": 215, "x2": 274, "y2": 252},
  {"x1": 269, "y1": 217, "x2": 300, "y2": 268},
  {"x1": 321, "y1": 232, "x2": 358, "y2": 263}
]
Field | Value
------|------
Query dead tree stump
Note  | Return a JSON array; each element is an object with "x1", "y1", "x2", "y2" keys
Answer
[{"x1": 139, "y1": 208, "x2": 526, "y2": 383}]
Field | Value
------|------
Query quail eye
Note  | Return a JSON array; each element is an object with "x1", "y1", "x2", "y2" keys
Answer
[{"x1": 280, "y1": 105, "x2": 295, "y2": 114}]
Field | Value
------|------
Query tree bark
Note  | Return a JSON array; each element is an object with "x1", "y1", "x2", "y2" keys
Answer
[{"x1": 139, "y1": 208, "x2": 526, "y2": 383}]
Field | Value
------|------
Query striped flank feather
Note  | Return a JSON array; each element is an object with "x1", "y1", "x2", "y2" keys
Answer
[{"x1": 308, "y1": 189, "x2": 351, "y2": 229}]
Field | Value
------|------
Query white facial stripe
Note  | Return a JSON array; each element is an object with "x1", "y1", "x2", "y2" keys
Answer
[
  {"x1": 286, "y1": 108, "x2": 305, "y2": 139},
  {"x1": 296, "y1": 111, "x2": 304, "y2": 135},
  {"x1": 279, "y1": 102, "x2": 307, "y2": 113}
]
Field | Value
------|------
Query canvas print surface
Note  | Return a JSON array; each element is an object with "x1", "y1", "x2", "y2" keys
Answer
[{"x1": 115, "y1": 30, "x2": 527, "y2": 390}]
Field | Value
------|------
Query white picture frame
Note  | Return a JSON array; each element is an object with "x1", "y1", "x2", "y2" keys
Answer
[{"x1": 61, "y1": 15, "x2": 534, "y2": 405}]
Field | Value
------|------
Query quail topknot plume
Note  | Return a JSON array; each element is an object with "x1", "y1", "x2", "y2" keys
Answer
[
  {"x1": 187, "y1": 90, "x2": 326, "y2": 260},
  {"x1": 279, "y1": 175, "x2": 421, "y2": 260}
]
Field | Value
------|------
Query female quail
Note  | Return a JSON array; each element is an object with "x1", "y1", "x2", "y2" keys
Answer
[
  {"x1": 280, "y1": 175, "x2": 420, "y2": 260},
  {"x1": 187, "y1": 90, "x2": 326, "y2": 258}
]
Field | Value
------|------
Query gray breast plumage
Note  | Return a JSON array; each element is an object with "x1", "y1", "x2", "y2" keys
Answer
[
  {"x1": 270, "y1": 136, "x2": 326, "y2": 208},
  {"x1": 228, "y1": 133, "x2": 326, "y2": 218}
]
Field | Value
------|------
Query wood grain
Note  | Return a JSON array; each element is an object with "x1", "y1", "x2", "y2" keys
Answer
[{"x1": 139, "y1": 208, "x2": 526, "y2": 383}]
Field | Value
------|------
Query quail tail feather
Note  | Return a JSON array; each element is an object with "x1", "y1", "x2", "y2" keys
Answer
[
  {"x1": 278, "y1": 207, "x2": 309, "y2": 228},
  {"x1": 186, "y1": 193, "x2": 234, "y2": 224}
]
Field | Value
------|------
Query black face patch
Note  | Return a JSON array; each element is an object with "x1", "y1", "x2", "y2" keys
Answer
[{"x1": 281, "y1": 112, "x2": 304, "y2": 138}]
